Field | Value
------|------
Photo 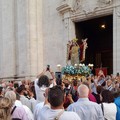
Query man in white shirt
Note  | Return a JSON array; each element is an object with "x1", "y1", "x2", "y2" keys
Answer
[
  {"x1": 67, "y1": 84, "x2": 104, "y2": 120},
  {"x1": 37, "y1": 85, "x2": 80, "y2": 120},
  {"x1": 34, "y1": 102, "x2": 44, "y2": 120}
]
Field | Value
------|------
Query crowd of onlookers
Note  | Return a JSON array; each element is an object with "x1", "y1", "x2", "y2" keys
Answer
[{"x1": 0, "y1": 68, "x2": 120, "y2": 120}]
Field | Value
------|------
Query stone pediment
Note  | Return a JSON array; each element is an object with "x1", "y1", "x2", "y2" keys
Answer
[
  {"x1": 72, "y1": 0, "x2": 99, "y2": 14},
  {"x1": 57, "y1": 0, "x2": 113, "y2": 15},
  {"x1": 72, "y1": 0, "x2": 113, "y2": 15}
]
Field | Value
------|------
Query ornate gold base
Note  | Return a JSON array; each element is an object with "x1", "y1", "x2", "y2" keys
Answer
[{"x1": 62, "y1": 74, "x2": 87, "y2": 82}]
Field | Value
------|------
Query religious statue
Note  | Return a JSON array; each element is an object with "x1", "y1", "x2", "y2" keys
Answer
[{"x1": 67, "y1": 38, "x2": 88, "y2": 66}]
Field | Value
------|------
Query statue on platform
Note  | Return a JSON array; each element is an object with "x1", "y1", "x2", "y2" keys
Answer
[{"x1": 67, "y1": 38, "x2": 88, "y2": 66}]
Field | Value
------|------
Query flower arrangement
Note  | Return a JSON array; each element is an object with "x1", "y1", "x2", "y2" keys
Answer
[{"x1": 62, "y1": 64, "x2": 91, "y2": 77}]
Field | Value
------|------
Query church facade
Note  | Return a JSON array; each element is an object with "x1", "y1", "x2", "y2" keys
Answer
[{"x1": 0, "y1": 0, "x2": 120, "y2": 80}]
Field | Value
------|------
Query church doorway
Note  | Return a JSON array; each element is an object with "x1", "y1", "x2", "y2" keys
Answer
[{"x1": 75, "y1": 15, "x2": 113, "y2": 75}]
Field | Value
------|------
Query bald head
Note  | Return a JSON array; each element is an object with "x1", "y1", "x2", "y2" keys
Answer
[{"x1": 77, "y1": 84, "x2": 89, "y2": 98}]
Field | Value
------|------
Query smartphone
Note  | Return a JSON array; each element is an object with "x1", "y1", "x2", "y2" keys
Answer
[
  {"x1": 55, "y1": 72, "x2": 62, "y2": 85},
  {"x1": 116, "y1": 72, "x2": 119, "y2": 77},
  {"x1": 47, "y1": 65, "x2": 50, "y2": 71}
]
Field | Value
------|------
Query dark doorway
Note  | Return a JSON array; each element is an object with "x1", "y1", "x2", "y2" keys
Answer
[{"x1": 75, "y1": 15, "x2": 113, "y2": 75}]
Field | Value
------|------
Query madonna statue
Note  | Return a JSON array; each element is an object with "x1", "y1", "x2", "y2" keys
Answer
[{"x1": 67, "y1": 38, "x2": 88, "y2": 66}]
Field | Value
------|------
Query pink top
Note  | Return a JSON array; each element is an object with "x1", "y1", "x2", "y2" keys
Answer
[{"x1": 12, "y1": 105, "x2": 28, "y2": 120}]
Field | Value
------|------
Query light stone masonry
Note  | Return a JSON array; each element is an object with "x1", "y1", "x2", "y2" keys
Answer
[{"x1": 0, "y1": 0, "x2": 120, "y2": 80}]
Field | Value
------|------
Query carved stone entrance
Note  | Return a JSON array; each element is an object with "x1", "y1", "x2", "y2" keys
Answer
[
  {"x1": 75, "y1": 15, "x2": 113, "y2": 74},
  {"x1": 57, "y1": 0, "x2": 120, "y2": 74}
]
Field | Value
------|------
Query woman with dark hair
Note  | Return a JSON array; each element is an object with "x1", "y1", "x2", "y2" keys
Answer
[
  {"x1": 70, "y1": 79, "x2": 78, "y2": 102},
  {"x1": 101, "y1": 90, "x2": 114, "y2": 103},
  {"x1": 37, "y1": 75, "x2": 50, "y2": 87}
]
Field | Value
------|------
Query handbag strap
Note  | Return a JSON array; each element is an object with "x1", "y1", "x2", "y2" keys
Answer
[
  {"x1": 101, "y1": 103, "x2": 104, "y2": 115},
  {"x1": 101, "y1": 103, "x2": 108, "y2": 120},
  {"x1": 11, "y1": 106, "x2": 17, "y2": 115},
  {"x1": 54, "y1": 109, "x2": 64, "y2": 120}
]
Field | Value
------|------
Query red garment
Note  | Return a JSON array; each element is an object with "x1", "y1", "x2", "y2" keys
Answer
[
  {"x1": 79, "y1": 44, "x2": 84, "y2": 62},
  {"x1": 73, "y1": 86, "x2": 78, "y2": 91},
  {"x1": 89, "y1": 93, "x2": 97, "y2": 102},
  {"x1": 64, "y1": 97, "x2": 71, "y2": 109}
]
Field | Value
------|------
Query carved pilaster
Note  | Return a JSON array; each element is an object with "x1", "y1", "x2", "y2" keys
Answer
[
  {"x1": 27, "y1": 0, "x2": 38, "y2": 77},
  {"x1": 0, "y1": 1, "x2": 3, "y2": 75},
  {"x1": 113, "y1": 6, "x2": 120, "y2": 74},
  {"x1": 26, "y1": 0, "x2": 43, "y2": 79},
  {"x1": 116, "y1": 6, "x2": 120, "y2": 17}
]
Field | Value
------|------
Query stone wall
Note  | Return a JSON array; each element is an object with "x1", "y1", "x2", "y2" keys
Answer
[
  {"x1": 0, "y1": 0, "x2": 120, "y2": 80},
  {"x1": 0, "y1": 0, "x2": 16, "y2": 78},
  {"x1": 43, "y1": 0, "x2": 67, "y2": 71},
  {"x1": 0, "y1": 0, "x2": 43, "y2": 80}
]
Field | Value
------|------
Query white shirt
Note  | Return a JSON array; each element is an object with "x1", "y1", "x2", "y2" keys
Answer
[
  {"x1": 20, "y1": 95, "x2": 32, "y2": 110},
  {"x1": 102, "y1": 103, "x2": 117, "y2": 120},
  {"x1": 38, "y1": 105, "x2": 81, "y2": 120},
  {"x1": 34, "y1": 102, "x2": 44, "y2": 120},
  {"x1": 23, "y1": 105, "x2": 34, "y2": 120},
  {"x1": 30, "y1": 97, "x2": 37, "y2": 112},
  {"x1": 67, "y1": 98, "x2": 104, "y2": 120},
  {"x1": 34, "y1": 79, "x2": 48, "y2": 103}
]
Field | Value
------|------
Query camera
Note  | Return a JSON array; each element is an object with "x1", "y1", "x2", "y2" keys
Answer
[
  {"x1": 116, "y1": 72, "x2": 119, "y2": 77},
  {"x1": 46, "y1": 65, "x2": 50, "y2": 71},
  {"x1": 64, "y1": 88, "x2": 70, "y2": 96}
]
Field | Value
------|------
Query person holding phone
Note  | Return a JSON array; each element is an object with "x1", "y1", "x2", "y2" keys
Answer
[{"x1": 34, "y1": 66, "x2": 56, "y2": 103}]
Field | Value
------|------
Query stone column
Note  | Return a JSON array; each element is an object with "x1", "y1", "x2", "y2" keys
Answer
[
  {"x1": 36, "y1": 0, "x2": 44, "y2": 74},
  {"x1": 0, "y1": 2, "x2": 3, "y2": 76},
  {"x1": 0, "y1": 0, "x2": 16, "y2": 78},
  {"x1": 113, "y1": 5, "x2": 120, "y2": 74},
  {"x1": 15, "y1": 0, "x2": 28, "y2": 78},
  {"x1": 26, "y1": 0, "x2": 43, "y2": 79}
]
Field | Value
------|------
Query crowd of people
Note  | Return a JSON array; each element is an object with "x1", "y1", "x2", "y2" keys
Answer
[{"x1": 0, "y1": 68, "x2": 120, "y2": 120}]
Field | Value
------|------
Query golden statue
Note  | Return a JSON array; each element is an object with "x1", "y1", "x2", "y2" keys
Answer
[{"x1": 67, "y1": 38, "x2": 88, "y2": 65}]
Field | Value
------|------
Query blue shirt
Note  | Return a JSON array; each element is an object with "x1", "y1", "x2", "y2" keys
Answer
[
  {"x1": 114, "y1": 97, "x2": 120, "y2": 120},
  {"x1": 67, "y1": 98, "x2": 104, "y2": 120}
]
